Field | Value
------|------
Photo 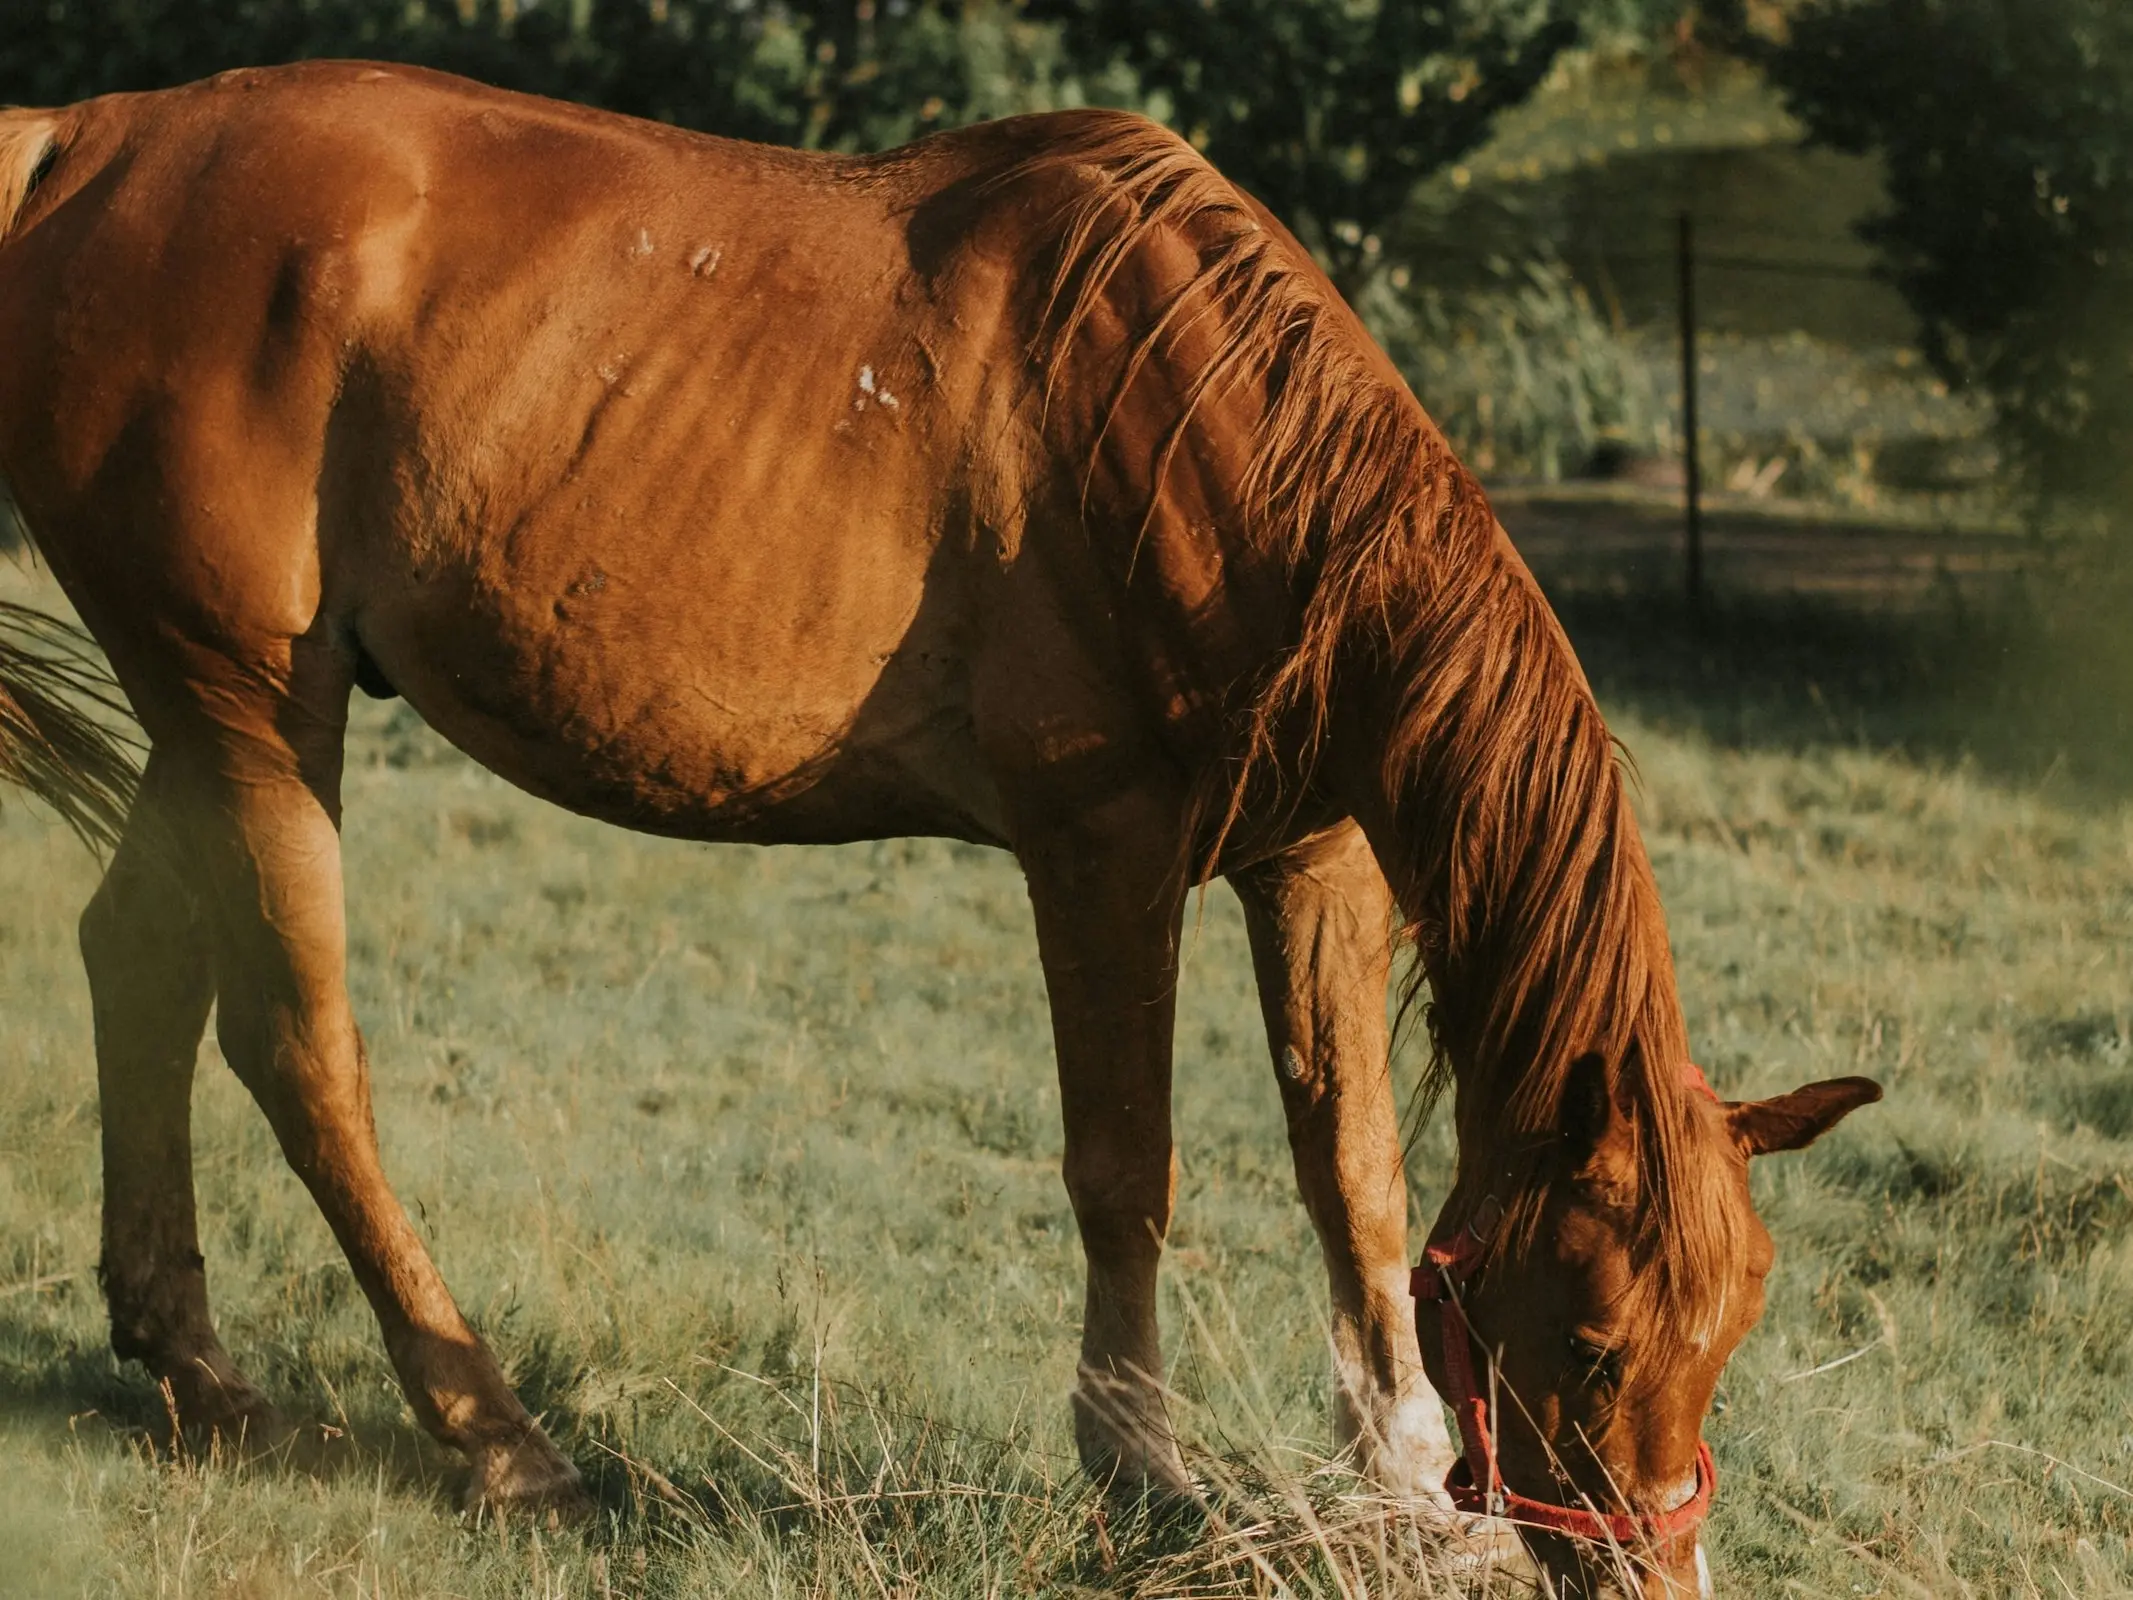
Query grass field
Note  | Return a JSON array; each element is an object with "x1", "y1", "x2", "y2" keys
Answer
[{"x1": 0, "y1": 562, "x2": 2128, "y2": 1597}]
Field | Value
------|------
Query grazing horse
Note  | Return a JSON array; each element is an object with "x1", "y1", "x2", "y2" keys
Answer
[{"x1": 0, "y1": 64, "x2": 1878, "y2": 1593}]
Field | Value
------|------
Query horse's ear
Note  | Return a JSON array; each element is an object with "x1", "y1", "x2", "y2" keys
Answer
[
  {"x1": 1728, "y1": 1077, "x2": 1883, "y2": 1158},
  {"x1": 1560, "y1": 1051, "x2": 1635, "y2": 1179}
]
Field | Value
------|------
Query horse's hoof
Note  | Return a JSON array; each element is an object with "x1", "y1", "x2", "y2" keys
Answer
[
  {"x1": 465, "y1": 1428, "x2": 590, "y2": 1524},
  {"x1": 1103, "y1": 1463, "x2": 1204, "y2": 1513},
  {"x1": 1350, "y1": 1396, "x2": 1460, "y2": 1507},
  {"x1": 158, "y1": 1366, "x2": 292, "y2": 1459},
  {"x1": 1355, "y1": 1442, "x2": 1460, "y2": 1513},
  {"x1": 1080, "y1": 1440, "x2": 1202, "y2": 1512},
  {"x1": 1073, "y1": 1384, "x2": 1198, "y2": 1508},
  {"x1": 1436, "y1": 1514, "x2": 1536, "y2": 1576}
]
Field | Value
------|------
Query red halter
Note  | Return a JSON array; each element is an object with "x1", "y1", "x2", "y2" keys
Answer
[{"x1": 1408, "y1": 1062, "x2": 1721, "y2": 1548}]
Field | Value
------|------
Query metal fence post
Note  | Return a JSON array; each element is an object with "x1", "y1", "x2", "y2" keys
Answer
[{"x1": 1679, "y1": 210, "x2": 1703, "y2": 609}]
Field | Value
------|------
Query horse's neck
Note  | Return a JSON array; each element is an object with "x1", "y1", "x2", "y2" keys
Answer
[{"x1": 1361, "y1": 551, "x2": 1683, "y2": 1157}]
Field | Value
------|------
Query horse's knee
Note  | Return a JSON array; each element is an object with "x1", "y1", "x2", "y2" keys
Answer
[{"x1": 1063, "y1": 1144, "x2": 1177, "y2": 1258}]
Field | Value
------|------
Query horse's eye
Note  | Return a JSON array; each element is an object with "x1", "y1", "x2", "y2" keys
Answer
[{"x1": 1568, "y1": 1333, "x2": 1623, "y2": 1388}]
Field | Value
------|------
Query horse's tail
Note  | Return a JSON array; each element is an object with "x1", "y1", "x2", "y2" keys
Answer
[
  {"x1": 0, "y1": 603, "x2": 140, "y2": 853},
  {"x1": 0, "y1": 109, "x2": 142, "y2": 851},
  {"x1": 0, "y1": 106, "x2": 69, "y2": 245}
]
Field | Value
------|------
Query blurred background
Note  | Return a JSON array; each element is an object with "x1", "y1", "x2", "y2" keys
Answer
[{"x1": 4, "y1": 0, "x2": 2128, "y2": 790}]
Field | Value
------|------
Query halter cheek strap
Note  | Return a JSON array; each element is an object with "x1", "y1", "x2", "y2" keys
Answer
[{"x1": 1408, "y1": 1062, "x2": 1722, "y2": 1548}]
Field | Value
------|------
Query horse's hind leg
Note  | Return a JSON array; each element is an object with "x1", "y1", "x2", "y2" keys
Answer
[
  {"x1": 1230, "y1": 820, "x2": 1454, "y2": 1500},
  {"x1": 148, "y1": 648, "x2": 580, "y2": 1513},
  {"x1": 82, "y1": 755, "x2": 276, "y2": 1442},
  {"x1": 1019, "y1": 790, "x2": 1192, "y2": 1498}
]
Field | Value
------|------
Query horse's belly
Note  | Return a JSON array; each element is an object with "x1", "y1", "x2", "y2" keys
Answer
[{"x1": 359, "y1": 546, "x2": 1010, "y2": 848}]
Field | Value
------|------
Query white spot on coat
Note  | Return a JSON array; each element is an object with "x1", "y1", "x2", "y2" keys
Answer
[
  {"x1": 689, "y1": 245, "x2": 722, "y2": 277},
  {"x1": 855, "y1": 365, "x2": 901, "y2": 411},
  {"x1": 632, "y1": 229, "x2": 654, "y2": 258}
]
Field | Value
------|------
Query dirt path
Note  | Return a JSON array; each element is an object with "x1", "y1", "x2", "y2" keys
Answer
[{"x1": 1495, "y1": 486, "x2": 2036, "y2": 606}]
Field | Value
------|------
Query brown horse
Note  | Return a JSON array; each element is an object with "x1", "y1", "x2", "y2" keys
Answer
[{"x1": 0, "y1": 64, "x2": 1878, "y2": 1593}]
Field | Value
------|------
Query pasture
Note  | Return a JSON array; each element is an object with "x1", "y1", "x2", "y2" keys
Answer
[{"x1": 0, "y1": 562, "x2": 2128, "y2": 1597}]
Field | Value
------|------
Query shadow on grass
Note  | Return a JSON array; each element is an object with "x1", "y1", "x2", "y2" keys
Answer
[
  {"x1": 0, "y1": 1300, "x2": 463, "y2": 1508},
  {"x1": 0, "y1": 1308, "x2": 159, "y2": 1437},
  {"x1": 0, "y1": 1307, "x2": 1225, "y2": 1593},
  {"x1": 1546, "y1": 562, "x2": 2133, "y2": 799}
]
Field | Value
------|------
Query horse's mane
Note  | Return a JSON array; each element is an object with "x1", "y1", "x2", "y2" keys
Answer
[{"x1": 991, "y1": 110, "x2": 1741, "y2": 1352}]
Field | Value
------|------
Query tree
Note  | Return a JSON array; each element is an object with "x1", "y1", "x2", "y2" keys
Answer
[
  {"x1": 0, "y1": 1, "x2": 1066, "y2": 154},
  {"x1": 1739, "y1": 0, "x2": 2133, "y2": 512},
  {"x1": 1032, "y1": 0, "x2": 1579, "y2": 298}
]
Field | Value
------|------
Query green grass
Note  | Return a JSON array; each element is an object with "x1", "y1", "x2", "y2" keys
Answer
[{"x1": 0, "y1": 563, "x2": 2128, "y2": 1596}]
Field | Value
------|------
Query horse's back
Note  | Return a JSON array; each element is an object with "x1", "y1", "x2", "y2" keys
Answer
[{"x1": 0, "y1": 64, "x2": 1136, "y2": 843}]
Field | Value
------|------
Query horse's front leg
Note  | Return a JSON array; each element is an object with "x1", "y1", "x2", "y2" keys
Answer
[
  {"x1": 1230, "y1": 819, "x2": 1455, "y2": 1500},
  {"x1": 1018, "y1": 790, "x2": 1192, "y2": 1499}
]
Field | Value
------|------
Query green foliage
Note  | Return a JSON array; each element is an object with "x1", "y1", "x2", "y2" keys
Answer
[
  {"x1": 0, "y1": 0, "x2": 1068, "y2": 151},
  {"x1": 1745, "y1": 0, "x2": 2133, "y2": 512},
  {"x1": 1363, "y1": 255, "x2": 1662, "y2": 480},
  {"x1": 1032, "y1": 0, "x2": 1579, "y2": 294}
]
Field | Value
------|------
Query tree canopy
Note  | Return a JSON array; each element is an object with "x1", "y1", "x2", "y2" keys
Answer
[
  {"x1": 0, "y1": 0, "x2": 1067, "y2": 154},
  {"x1": 1745, "y1": 0, "x2": 2133, "y2": 510},
  {"x1": 1034, "y1": 0, "x2": 1579, "y2": 295}
]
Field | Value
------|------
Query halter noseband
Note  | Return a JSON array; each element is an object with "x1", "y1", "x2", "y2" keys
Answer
[{"x1": 1408, "y1": 1063, "x2": 1722, "y2": 1550}]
